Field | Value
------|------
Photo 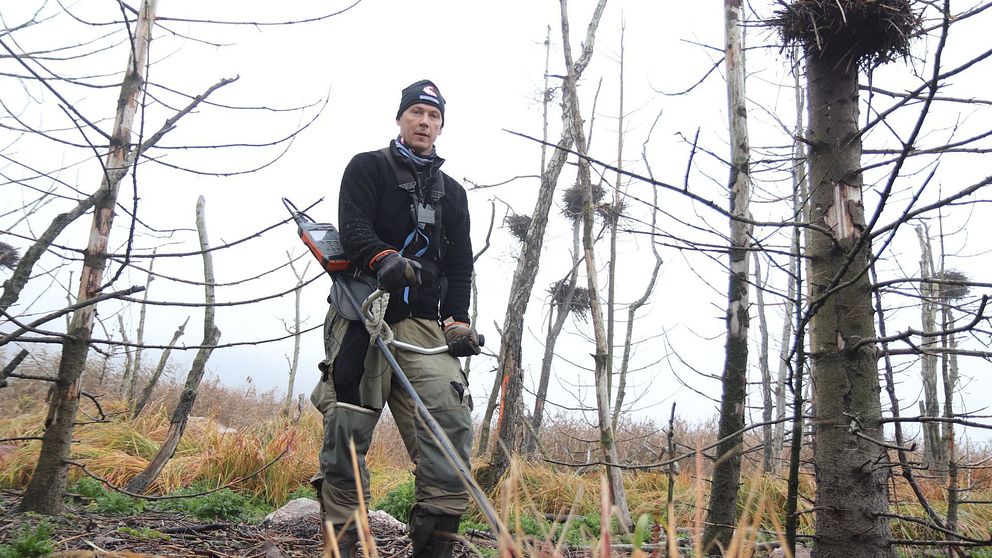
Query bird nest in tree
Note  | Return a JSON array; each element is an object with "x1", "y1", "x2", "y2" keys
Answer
[
  {"x1": 548, "y1": 278, "x2": 592, "y2": 319},
  {"x1": 504, "y1": 213, "x2": 532, "y2": 242},
  {"x1": 936, "y1": 269, "x2": 970, "y2": 300},
  {"x1": 561, "y1": 183, "x2": 606, "y2": 221},
  {"x1": 771, "y1": 0, "x2": 922, "y2": 70},
  {"x1": 597, "y1": 199, "x2": 627, "y2": 228},
  {"x1": 0, "y1": 241, "x2": 19, "y2": 270}
]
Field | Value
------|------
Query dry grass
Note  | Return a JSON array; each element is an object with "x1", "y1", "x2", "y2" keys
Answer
[{"x1": 3, "y1": 352, "x2": 992, "y2": 554}]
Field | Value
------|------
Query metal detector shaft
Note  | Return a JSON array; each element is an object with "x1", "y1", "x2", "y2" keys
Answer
[{"x1": 334, "y1": 278, "x2": 504, "y2": 537}]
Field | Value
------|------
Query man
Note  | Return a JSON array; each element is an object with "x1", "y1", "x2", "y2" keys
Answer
[{"x1": 312, "y1": 79, "x2": 480, "y2": 558}]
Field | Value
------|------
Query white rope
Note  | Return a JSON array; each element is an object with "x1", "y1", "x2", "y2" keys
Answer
[{"x1": 365, "y1": 291, "x2": 394, "y2": 345}]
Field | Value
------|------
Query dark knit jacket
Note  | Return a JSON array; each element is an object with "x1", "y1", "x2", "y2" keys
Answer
[{"x1": 338, "y1": 141, "x2": 473, "y2": 325}]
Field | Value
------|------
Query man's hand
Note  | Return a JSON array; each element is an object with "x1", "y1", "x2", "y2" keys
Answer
[
  {"x1": 375, "y1": 251, "x2": 420, "y2": 293},
  {"x1": 443, "y1": 320, "x2": 481, "y2": 357}
]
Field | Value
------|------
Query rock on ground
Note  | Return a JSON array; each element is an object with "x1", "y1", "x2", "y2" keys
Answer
[{"x1": 771, "y1": 544, "x2": 811, "y2": 558}]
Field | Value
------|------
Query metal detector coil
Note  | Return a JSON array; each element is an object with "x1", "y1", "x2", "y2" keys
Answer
[{"x1": 282, "y1": 198, "x2": 350, "y2": 274}]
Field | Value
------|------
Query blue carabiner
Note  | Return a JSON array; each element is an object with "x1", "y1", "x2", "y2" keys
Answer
[{"x1": 400, "y1": 227, "x2": 429, "y2": 303}]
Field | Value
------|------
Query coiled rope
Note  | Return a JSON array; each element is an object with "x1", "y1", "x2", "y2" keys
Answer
[{"x1": 364, "y1": 291, "x2": 394, "y2": 345}]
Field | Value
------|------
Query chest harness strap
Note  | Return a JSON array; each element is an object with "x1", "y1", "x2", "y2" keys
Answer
[{"x1": 380, "y1": 147, "x2": 446, "y2": 303}]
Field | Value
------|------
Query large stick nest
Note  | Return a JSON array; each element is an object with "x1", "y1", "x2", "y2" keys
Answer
[
  {"x1": 936, "y1": 269, "x2": 970, "y2": 300},
  {"x1": 503, "y1": 213, "x2": 533, "y2": 243},
  {"x1": 561, "y1": 183, "x2": 606, "y2": 222},
  {"x1": 0, "y1": 242, "x2": 19, "y2": 270},
  {"x1": 548, "y1": 278, "x2": 592, "y2": 319},
  {"x1": 771, "y1": 0, "x2": 922, "y2": 70}
]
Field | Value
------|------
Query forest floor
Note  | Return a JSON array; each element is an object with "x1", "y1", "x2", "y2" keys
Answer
[{"x1": 0, "y1": 491, "x2": 514, "y2": 558}]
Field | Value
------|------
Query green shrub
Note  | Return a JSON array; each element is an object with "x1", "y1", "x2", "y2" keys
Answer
[
  {"x1": 372, "y1": 476, "x2": 415, "y2": 523},
  {"x1": 94, "y1": 491, "x2": 145, "y2": 514},
  {"x1": 0, "y1": 521, "x2": 54, "y2": 558},
  {"x1": 190, "y1": 489, "x2": 250, "y2": 521},
  {"x1": 153, "y1": 486, "x2": 267, "y2": 521},
  {"x1": 71, "y1": 477, "x2": 106, "y2": 499}
]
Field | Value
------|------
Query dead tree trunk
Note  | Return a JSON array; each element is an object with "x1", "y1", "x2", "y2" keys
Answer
[
  {"x1": 528, "y1": 219, "x2": 580, "y2": 454},
  {"x1": 805, "y1": 49, "x2": 895, "y2": 558},
  {"x1": 704, "y1": 0, "x2": 753, "y2": 551},
  {"x1": 19, "y1": 0, "x2": 159, "y2": 514},
  {"x1": 916, "y1": 225, "x2": 945, "y2": 478},
  {"x1": 604, "y1": 25, "x2": 624, "y2": 407},
  {"x1": 127, "y1": 196, "x2": 220, "y2": 493},
  {"x1": 487, "y1": 0, "x2": 608, "y2": 488},
  {"x1": 753, "y1": 253, "x2": 774, "y2": 473},
  {"x1": 118, "y1": 314, "x2": 135, "y2": 396},
  {"x1": 127, "y1": 250, "x2": 155, "y2": 403},
  {"x1": 132, "y1": 317, "x2": 189, "y2": 419},
  {"x1": 479, "y1": 29, "x2": 553, "y2": 460},
  {"x1": 611, "y1": 112, "x2": 664, "y2": 433},
  {"x1": 559, "y1": 0, "x2": 631, "y2": 529},
  {"x1": 284, "y1": 255, "x2": 308, "y2": 416},
  {"x1": 773, "y1": 64, "x2": 806, "y2": 474}
]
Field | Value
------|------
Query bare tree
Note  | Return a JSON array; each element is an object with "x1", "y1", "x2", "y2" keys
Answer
[
  {"x1": 772, "y1": 1, "x2": 925, "y2": 555},
  {"x1": 126, "y1": 250, "x2": 156, "y2": 404},
  {"x1": 487, "y1": 0, "x2": 608, "y2": 487},
  {"x1": 19, "y1": 0, "x2": 161, "y2": 513},
  {"x1": 704, "y1": 0, "x2": 754, "y2": 551},
  {"x1": 773, "y1": 57, "x2": 808, "y2": 475},
  {"x1": 916, "y1": 224, "x2": 950, "y2": 479},
  {"x1": 126, "y1": 196, "x2": 221, "y2": 494},
  {"x1": 132, "y1": 316, "x2": 189, "y2": 419},
  {"x1": 611, "y1": 113, "x2": 664, "y2": 433},
  {"x1": 4, "y1": 2, "x2": 343, "y2": 512},
  {"x1": 559, "y1": 0, "x2": 631, "y2": 529},
  {"x1": 282, "y1": 253, "x2": 309, "y2": 416}
]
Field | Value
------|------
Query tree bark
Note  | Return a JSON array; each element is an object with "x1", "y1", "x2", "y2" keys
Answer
[
  {"x1": 19, "y1": 0, "x2": 159, "y2": 514},
  {"x1": 805, "y1": 50, "x2": 895, "y2": 558},
  {"x1": 127, "y1": 196, "x2": 220, "y2": 493},
  {"x1": 704, "y1": 0, "x2": 752, "y2": 551}
]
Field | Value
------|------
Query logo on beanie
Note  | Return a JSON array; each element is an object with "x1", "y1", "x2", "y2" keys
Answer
[{"x1": 423, "y1": 84, "x2": 439, "y2": 99}]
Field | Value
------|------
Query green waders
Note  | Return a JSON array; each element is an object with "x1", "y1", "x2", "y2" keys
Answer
[{"x1": 311, "y1": 305, "x2": 473, "y2": 558}]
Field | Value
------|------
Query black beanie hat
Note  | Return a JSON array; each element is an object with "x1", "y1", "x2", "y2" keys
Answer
[{"x1": 396, "y1": 79, "x2": 445, "y2": 125}]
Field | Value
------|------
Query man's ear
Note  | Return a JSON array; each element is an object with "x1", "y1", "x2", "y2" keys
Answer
[
  {"x1": 437, "y1": 126, "x2": 443, "y2": 136},
  {"x1": 396, "y1": 117, "x2": 401, "y2": 126}
]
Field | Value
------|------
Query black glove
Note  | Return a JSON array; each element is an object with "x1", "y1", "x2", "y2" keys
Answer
[
  {"x1": 443, "y1": 320, "x2": 481, "y2": 357},
  {"x1": 374, "y1": 251, "x2": 420, "y2": 293}
]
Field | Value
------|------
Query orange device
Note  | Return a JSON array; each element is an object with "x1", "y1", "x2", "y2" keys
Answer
[{"x1": 282, "y1": 198, "x2": 349, "y2": 274}]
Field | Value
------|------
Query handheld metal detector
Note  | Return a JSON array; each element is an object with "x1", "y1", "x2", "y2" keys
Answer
[{"x1": 282, "y1": 198, "x2": 350, "y2": 274}]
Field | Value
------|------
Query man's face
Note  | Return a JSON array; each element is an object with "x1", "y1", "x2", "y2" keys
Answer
[{"x1": 397, "y1": 103, "x2": 443, "y2": 155}]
